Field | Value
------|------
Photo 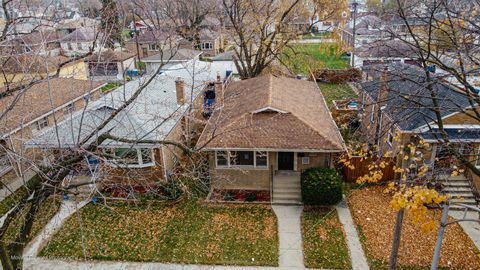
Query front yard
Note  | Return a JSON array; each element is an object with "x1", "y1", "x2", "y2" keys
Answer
[
  {"x1": 348, "y1": 186, "x2": 480, "y2": 269},
  {"x1": 40, "y1": 201, "x2": 279, "y2": 266},
  {"x1": 302, "y1": 207, "x2": 350, "y2": 269}
]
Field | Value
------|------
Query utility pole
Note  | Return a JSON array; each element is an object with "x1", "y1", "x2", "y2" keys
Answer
[
  {"x1": 351, "y1": 1, "x2": 358, "y2": 67},
  {"x1": 132, "y1": 9, "x2": 141, "y2": 66}
]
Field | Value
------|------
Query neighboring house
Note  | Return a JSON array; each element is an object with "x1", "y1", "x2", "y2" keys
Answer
[
  {"x1": 85, "y1": 51, "x2": 136, "y2": 81},
  {"x1": 0, "y1": 55, "x2": 87, "y2": 86},
  {"x1": 0, "y1": 30, "x2": 61, "y2": 56},
  {"x1": 197, "y1": 75, "x2": 345, "y2": 204},
  {"x1": 359, "y1": 63, "x2": 480, "y2": 205},
  {"x1": 179, "y1": 29, "x2": 224, "y2": 57},
  {"x1": 125, "y1": 30, "x2": 180, "y2": 59},
  {"x1": 26, "y1": 60, "x2": 232, "y2": 186},
  {"x1": 341, "y1": 15, "x2": 385, "y2": 49},
  {"x1": 142, "y1": 49, "x2": 202, "y2": 74},
  {"x1": 434, "y1": 51, "x2": 480, "y2": 94},
  {"x1": 0, "y1": 78, "x2": 105, "y2": 176},
  {"x1": 354, "y1": 39, "x2": 420, "y2": 67},
  {"x1": 56, "y1": 17, "x2": 100, "y2": 36},
  {"x1": 60, "y1": 27, "x2": 106, "y2": 56}
]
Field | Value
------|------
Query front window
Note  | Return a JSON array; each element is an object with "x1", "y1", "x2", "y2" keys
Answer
[
  {"x1": 215, "y1": 151, "x2": 268, "y2": 168},
  {"x1": 216, "y1": 151, "x2": 228, "y2": 166},
  {"x1": 77, "y1": 43, "x2": 82, "y2": 50},
  {"x1": 148, "y1": 44, "x2": 159, "y2": 51},
  {"x1": 201, "y1": 42, "x2": 213, "y2": 50},
  {"x1": 36, "y1": 116, "x2": 49, "y2": 130},
  {"x1": 387, "y1": 126, "x2": 395, "y2": 145},
  {"x1": 67, "y1": 43, "x2": 72, "y2": 50},
  {"x1": 104, "y1": 148, "x2": 154, "y2": 167},
  {"x1": 256, "y1": 151, "x2": 267, "y2": 167},
  {"x1": 64, "y1": 103, "x2": 75, "y2": 115},
  {"x1": 230, "y1": 151, "x2": 254, "y2": 166}
]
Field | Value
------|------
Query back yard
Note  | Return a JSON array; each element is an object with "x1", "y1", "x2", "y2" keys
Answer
[
  {"x1": 348, "y1": 186, "x2": 480, "y2": 269},
  {"x1": 282, "y1": 43, "x2": 350, "y2": 74},
  {"x1": 318, "y1": 82, "x2": 358, "y2": 107},
  {"x1": 40, "y1": 201, "x2": 278, "y2": 266}
]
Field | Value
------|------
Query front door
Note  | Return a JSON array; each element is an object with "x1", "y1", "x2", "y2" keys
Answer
[{"x1": 278, "y1": 152, "x2": 294, "y2": 170}]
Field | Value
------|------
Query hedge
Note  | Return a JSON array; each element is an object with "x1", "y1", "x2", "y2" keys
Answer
[{"x1": 301, "y1": 167, "x2": 343, "y2": 205}]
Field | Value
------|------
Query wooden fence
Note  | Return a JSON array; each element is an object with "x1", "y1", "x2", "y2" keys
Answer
[{"x1": 342, "y1": 156, "x2": 396, "y2": 183}]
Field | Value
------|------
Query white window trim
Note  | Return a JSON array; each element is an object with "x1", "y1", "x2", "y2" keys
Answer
[
  {"x1": 201, "y1": 42, "x2": 213, "y2": 50},
  {"x1": 302, "y1": 156, "x2": 310, "y2": 165},
  {"x1": 476, "y1": 147, "x2": 480, "y2": 168},
  {"x1": 105, "y1": 148, "x2": 155, "y2": 168},
  {"x1": 387, "y1": 126, "x2": 395, "y2": 146},
  {"x1": 370, "y1": 104, "x2": 376, "y2": 123},
  {"x1": 215, "y1": 150, "x2": 268, "y2": 169}
]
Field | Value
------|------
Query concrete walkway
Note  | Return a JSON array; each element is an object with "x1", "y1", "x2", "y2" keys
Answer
[
  {"x1": 272, "y1": 205, "x2": 304, "y2": 269},
  {"x1": 336, "y1": 200, "x2": 370, "y2": 270},
  {"x1": 24, "y1": 198, "x2": 89, "y2": 258},
  {"x1": 449, "y1": 211, "x2": 480, "y2": 250}
]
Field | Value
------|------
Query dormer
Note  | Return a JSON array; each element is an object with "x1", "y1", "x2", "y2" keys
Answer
[{"x1": 252, "y1": 106, "x2": 287, "y2": 114}]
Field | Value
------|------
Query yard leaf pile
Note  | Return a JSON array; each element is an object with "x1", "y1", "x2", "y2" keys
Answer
[
  {"x1": 348, "y1": 186, "x2": 480, "y2": 269},
  {"x1": 40, "y1": 201, "x2": 278, "y2": 266}
]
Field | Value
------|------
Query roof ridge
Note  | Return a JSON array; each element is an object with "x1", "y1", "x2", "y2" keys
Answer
[{"x1": 267, "y1": 74, "x2": 273, "y2": 107}]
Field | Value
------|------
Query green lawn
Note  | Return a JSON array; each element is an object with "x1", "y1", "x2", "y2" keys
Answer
[
  {"x1": 301, "y1": 32, "x2": 331, "y2": 39},
  {"x1": 282, "y1": 43, "x2": 350, "y2": 74},
  {"x1": 318, "y1": 82, "x2": 358, "y2": 107},
  {"x1": 40, "y1": 201, "x2": 279, "y2": 266},
  {"x1": 4, "y1": 197, "x2": 61, "y2": 246},
  {"x1": 0, "y1": 187, "x2": 27, "y2": 217},
  {"x1": 100, "y1": 82, "x2": 123, "y2": 93},
  {"x1": 302, "y1": 207, "x2": 351, "y2": 269}
]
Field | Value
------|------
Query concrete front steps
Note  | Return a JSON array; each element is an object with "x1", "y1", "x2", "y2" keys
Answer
[
  {"x1": 272, "y1": 174, "x2": 302, "y2": 205},
  {"x1": 438, "y1": 175, "x2": 478, "y2": 210}
]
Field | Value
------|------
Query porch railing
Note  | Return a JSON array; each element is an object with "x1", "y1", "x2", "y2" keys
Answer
[
  {"x1": 465, "y1": 169, "x2": 480, "y2": 204},
  {"x1": 269, "y1": 164, "x2": 274, "y2": 204}
]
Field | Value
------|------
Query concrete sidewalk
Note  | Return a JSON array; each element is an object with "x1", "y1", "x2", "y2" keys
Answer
[
  {"x1": 336, "y1": 200, "x2": 370, "y2": 270},
  {"x1": 272, "y1": 205, "x2": 304, "y2": 269},
  {"x1": 23, "y1": 201, "x2": 370, "y2": 270}
]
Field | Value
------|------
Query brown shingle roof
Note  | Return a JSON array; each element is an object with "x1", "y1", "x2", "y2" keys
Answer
[
  {"x1": 86, "y1": 50, "x2": 135, "y2": 62},
  {"x1": 0, "y1": 78, "x2": 105, "y2": 135},
  {"x1": 1, "y1": 55, "x2": 78, "y2": 74},
  {"x1": 197, "y1": 75, "x2": 345, "y2": 151}
]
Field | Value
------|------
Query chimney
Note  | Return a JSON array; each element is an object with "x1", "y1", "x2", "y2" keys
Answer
[
  {"x1": 214, "y1": 74, "x2": 224, "y2": 106},
  {"x1": 175, "y1": 77, "x2": 185, "y2": 105},
  {"x1": 377, "y1": 66, "x2": 389, "y2": 107}
]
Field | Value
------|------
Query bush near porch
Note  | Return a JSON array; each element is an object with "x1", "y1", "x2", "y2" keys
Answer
[
  {"x1": 348, "y1": 186, "x2": 480, "y2": 269},
  {"x1": 302, "y1": 207, "x2": 350, "y2": 269},
  {"x1": 40, "y1": 201, "x2": 279, "y2": 266},
  {"x1": 301, "y1": 167, "x2": 343, "y2": 205}
]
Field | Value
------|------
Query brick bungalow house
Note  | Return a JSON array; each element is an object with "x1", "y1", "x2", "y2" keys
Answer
[
  {"x1": 359, "y1": 63, "x2": 480, "y2": 206},
  {"x1": 0, "y1": 78, "x2": 105, "y2": 176},
  {"x1": 197, "y1": 75, "x2": 346, "y2": 203},
  {"x1": 26, "y1": 60, "x2": 232, "y2": 189}
]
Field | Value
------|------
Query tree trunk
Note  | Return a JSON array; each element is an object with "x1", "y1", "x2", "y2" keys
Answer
[
  {"x1": 390, "y1": 208, "x2": 405, "y2": 270},
  {"x1": 0, "y1": 242, "x2": 14, "y2": 270}
]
